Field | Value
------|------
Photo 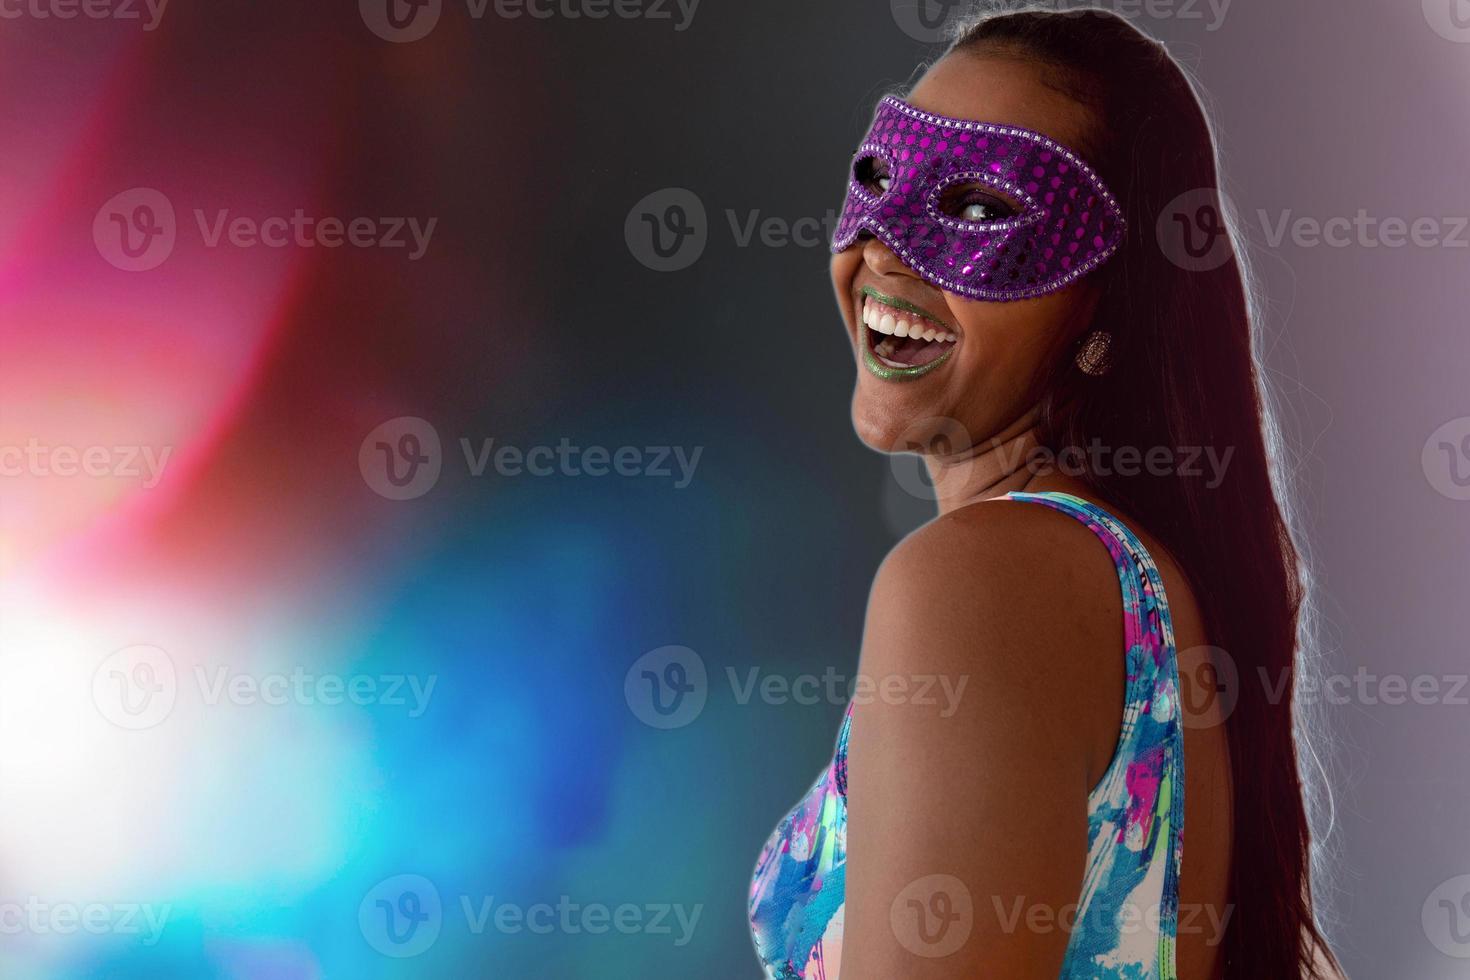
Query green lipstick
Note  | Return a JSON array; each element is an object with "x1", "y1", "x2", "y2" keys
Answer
[{"x1": 859, "y1": 286, "x2": 957, "y2": 381}]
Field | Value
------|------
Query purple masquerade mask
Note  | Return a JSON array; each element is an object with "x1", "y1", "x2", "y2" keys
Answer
[{"x1": 831, "y1": 96, "x2": 1126, "y2": 302}]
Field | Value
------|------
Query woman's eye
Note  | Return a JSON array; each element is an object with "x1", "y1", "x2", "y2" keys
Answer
[
  {"x1": 941, "y1": 184, "x2": 1018, "y2": 223},
  {"x1": 854, "y1": 156, "x2": 891, "y2": 194}
]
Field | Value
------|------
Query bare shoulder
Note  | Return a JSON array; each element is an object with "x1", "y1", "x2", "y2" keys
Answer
[
  {"x1": 863, "y1": 496, "x2": 1125, "y2": 733},
  {"x1": 840, "y1": 497, "x2": 1132, "y2": 976},
  {"x1": 872, "y1": 494, "x2": 1123, "y2": 614}
]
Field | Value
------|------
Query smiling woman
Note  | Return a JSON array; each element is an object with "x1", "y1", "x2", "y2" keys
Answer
[{"x1": 748, "y1": 6, "x2": 1342, "y2": 980}]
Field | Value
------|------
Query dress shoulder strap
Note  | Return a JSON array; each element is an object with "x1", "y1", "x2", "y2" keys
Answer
[
  {"x1": 1002, "y1": 491, "x2": 1179, "y2": 674},
  {"x1": 1003, "y1": 490, "x2": 1185, "y2": 979}
]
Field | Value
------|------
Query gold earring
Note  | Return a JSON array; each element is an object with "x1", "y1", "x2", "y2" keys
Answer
[{"x1": 1075, "y1": 330, "x2": 1113, "y2": 376}]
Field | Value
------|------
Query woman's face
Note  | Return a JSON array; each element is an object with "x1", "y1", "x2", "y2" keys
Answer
[{"x1": 831, "y1": 52, "x2": 1104, "y2": 454}]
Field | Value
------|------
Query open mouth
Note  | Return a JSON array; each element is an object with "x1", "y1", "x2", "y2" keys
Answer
[{"x1": 858, "y1": 287, "x2": 958, "y2": 380}]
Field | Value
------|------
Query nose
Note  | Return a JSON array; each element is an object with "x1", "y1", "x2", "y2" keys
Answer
[{"x1": 860, "y1": 234, "x2": 919, "y2": 281}]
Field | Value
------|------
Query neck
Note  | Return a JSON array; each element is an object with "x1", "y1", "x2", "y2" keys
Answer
[{"x1": 924, "y1": 412, "x2": 1050, "y2": 515}]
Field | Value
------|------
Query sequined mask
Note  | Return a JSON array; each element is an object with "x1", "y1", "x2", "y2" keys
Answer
[{"x1": 831, "y1": 95, "x2": 1126, "y2": 302}]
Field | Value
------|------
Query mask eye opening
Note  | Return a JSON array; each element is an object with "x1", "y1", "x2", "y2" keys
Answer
[
  {"x1": 923, "y1": 171, "x2": 1043, "y2": 232},
  {"x1": 852, "y1": 154, "x2": 892, "y2": 196}
]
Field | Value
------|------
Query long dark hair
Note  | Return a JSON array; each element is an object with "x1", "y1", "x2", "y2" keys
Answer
[{"x1": 945, "y1": 6, "x2": 1338, "y2": 978}]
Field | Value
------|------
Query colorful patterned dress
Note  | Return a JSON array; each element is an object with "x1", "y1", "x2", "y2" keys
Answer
[{"x1": 748, "y1": 491, "x2": 1186, "y2": 979}]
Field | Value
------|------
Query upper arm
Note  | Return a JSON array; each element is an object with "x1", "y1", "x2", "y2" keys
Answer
[{"x1": 840, "y1": 501, "x2": 1124, "y2": 979}]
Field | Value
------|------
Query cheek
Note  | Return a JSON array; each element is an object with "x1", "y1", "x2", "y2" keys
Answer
[
  {"x1": 940, "y1": 291, "x2": 1085, "y2": 384},
  {"x1": 830, "y1": 250, "x2": 862, "y2": 304}
]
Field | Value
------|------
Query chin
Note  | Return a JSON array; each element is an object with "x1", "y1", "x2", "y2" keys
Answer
[
  {"x1": 850, "y1": 394, "x2": 960, "y2": 456},
  {"x1": 851, "y1": 406, "x2": 899, "y2": 454}
]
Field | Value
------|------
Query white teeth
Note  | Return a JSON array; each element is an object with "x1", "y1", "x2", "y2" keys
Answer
[{"x1": 861, "y1": 296, "x2": 961, "y2": 345}]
